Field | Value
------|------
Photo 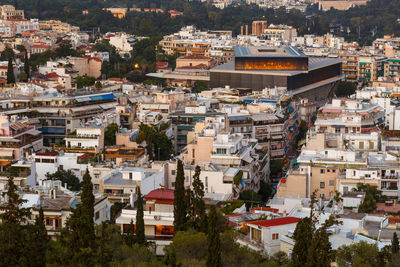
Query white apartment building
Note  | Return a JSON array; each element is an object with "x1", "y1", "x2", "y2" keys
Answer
[{"x1": 64, "y1": 127, "x2": 105, "y2": 153}]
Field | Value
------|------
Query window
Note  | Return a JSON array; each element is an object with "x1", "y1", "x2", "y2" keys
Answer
[
  {"x1": 95, "y1": 211, "x2": 100, "y2": 220},
  {"x1": 329, "y1": 180, "x2": 334, "y2": 186},
  {"x1": 216, "y1": 148, "x2": 227, "y2": 154},
  {"x1": 45, "y1": 218, "x2": 52, "y2": 226},
  {"x1": 59, "y1": 165, "x2": 63, "y2": 170},
  {"x1": 35, "y1": 158, "x2": 40, "y2": 163},
  {"x1": 272, "y1": 233, "x2": 279, "y2": 240},
  {"x1": 78, "y1": 142, "x2": 81, "y2": 147},
  {"x1": 332, "y1": 169, "x2": 336, "y2": 173},
  {"x1": 327, "y1": 169, "x2": 330, "y2": 172},
  {"x1": 320, "y1": 169, "x2": 325, "y2": 174},
  {"x1": 320, "y1": 193, "x2": 325, "y2": 199},
  {"x1": 171, "y1": 170, "x2": 176, "y2": 175},
  {"x1": 251, "y1": 228, "x2": 262, "y2": 242},
  {"x1": 320, "y1": 182, "x2": 325, "y2": 189},
  {"x1": 171, "y1": 182, "x2": 175, "y2": 188},
  {"x1": 129, "y1": 173, "x2": 133, "y2": 180},
  {"x1": 359, "y1": 141, "x2": 364, "y2": 149}
]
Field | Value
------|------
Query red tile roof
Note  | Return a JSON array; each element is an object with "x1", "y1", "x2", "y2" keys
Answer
[
  {"x1": 45, "y1": 72, "x2": 60, "y2": 79},
  {"x1": 145, "y1": 189, "x2": 174, "y2": 201},
  {"x1": 7, "y1": 18, "x2": 28, "y2": 22},
  {"x1": 248, "y1": 217, "x2": 298, "y2": 228}
]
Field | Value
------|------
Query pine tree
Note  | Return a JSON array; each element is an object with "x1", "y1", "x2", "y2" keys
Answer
[
  {"x1": 30, "y1": 207, "x2": 48, "y2": 267},
  {"x1": 6, "y1": 56, "x2": 15, "y2": 84},
  {"x1": 188, "y1": 165, "x2": 206, "y2": 231},
  {"x1": 24, "y1": 53, "x2": 30, "y2": 81},
  {"x1": 206, "y1": 205, "x2": 222, "y2": 267},
  {"x1": 136, "y1": 186, "x2": 146, "y2": 245},
  {"x1": 174, "y1": 160, "x2": 187, "y2": 232},
  {"x1": 0, "y1": 177, "x2": 32, "y2": 266},
  {"x1": 393, "y1": 232, "x2": 399, "y2": 254}
]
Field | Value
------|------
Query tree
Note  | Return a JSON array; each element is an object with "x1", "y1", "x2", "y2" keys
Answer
[
  {"x1": 29, "y1": 207, "x2": 48, "y2": 267},
  {"x1": 335, "y1": 81, "x2": 357, "y2": 97},
  {"x1": 292, "y1": 217, "x2": 313, "y2": 267},
  {"x1": 45, "y1": 169, "x2": 81, "y2": 191},
  {"x1": 104, "y1": 123, "x2": 119, "y2": 146},
  {"x1": 24, "y1": 53, "x2": 30, "y2": 80},
  {"x1": 393, "y1": 232, "x2": 399, "y2": 254},
  {"x1": 174, "y1": 160, "x2": 187, "y2": 232},
  {"x1": 76, "y1": 75, "x2": 96, "y2": 88},
  {"x1": 18, "y1": 71, "x2": 27, "y2": 82},
  {"x1": 66, "y1": 169, "x2": 96, "y2": 264},
  {"x1": 188, "y1": 166, "x2": 206, "y2": 232},
  {"x1": 206, "y1": 205, "x2": 222, "y2": 267},
  {"x1": 0, "y1": 177, "x2": 32, "y2": 266},
  {"x1": 336, "y1": 241, "x2": 380, "y2": 267},
  {"x1": 6, "y1": 57, "x2": 15, "y2": 84},
  {"x1": 136, "y1": 186, "x2": 146, "y2": 245},
  {"x1": 110, "y1": 202, "x2": 125, "y2": 223},
  {"x1": 94, "y1": 80, "x2": 102, "y2": 89},
  {"x1": 239, "y1": 190, "x2": 262, "y2": 211}
]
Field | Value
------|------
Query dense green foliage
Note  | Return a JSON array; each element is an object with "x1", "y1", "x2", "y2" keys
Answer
[
  {"x1": 7, "y1": 57, "x2": 15, "y2": 84},
  {"x1": 186, "y1": 166, "x2": 207, "y2": 232},
  {"x1": 353, "y1": 183, "x2": 386, "y2": 213},
  {"x1": 135, "y1": 187, "x2": 146, "y2": 245},
  {"x1": 104, "y1": 123, "x2": 119, "y2": 146},
  {"x1": 207, "y1": 205, "x2": 222, "y2": 267},
  {"x1": 174, "y1": 159, "x2": 187, "y2": 232},
  {"x1": 336, "y1": 241, "x2": 381, "y2": 267},
  {"x1": 335, "y1": 81, "x2": 358, "y2": 97},
  {"x1": 75, "y1": 75, "x2": 96, "y2": 88},
  {"x1": 45, "y1": 169, "x2": 81, "y2": 191},
  {"x1": 136, "y1": 123, "x2": 173, "y2": 160}
]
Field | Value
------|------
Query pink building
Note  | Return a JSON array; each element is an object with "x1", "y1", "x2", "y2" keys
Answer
[{"x1": 0, "y1": 115, "x2": 43, "y2": 167}]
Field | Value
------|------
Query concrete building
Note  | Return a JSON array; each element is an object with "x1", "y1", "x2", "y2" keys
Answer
[
  {"x1": 64, "y1": 127, "x2": 105, "y2": 153},
  {"x1": 116, "y1": 188, "x2": 175, "y2": 255},
  {"x1": 0, "y1": 5, "x2": 24, "y2": 20}
]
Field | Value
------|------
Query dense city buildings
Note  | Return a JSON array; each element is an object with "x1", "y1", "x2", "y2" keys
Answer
[{"x1": 0, "y1": 2, "x2": 400, "y2": 266}]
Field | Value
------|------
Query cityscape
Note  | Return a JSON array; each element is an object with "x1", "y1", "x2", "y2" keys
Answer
[{"x1": 0, "y1": 0, "x2": 399, "y2": 266}]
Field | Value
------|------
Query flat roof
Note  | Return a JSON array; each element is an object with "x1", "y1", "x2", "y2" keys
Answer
[{"x1": 234, "y1": 46, "x2": 307, "y2": 58}]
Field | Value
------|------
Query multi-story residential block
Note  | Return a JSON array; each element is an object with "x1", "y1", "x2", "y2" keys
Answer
[
  {"x1": 0, "y1": 115, "x2": 42, "y2": 164},
  {"x1": 384, "y1": 59, "x2": 400, "y2": 78},
  {"x1": 116, "y1": 188, "x2": 175, "y2": 255},
  {"x1": 339, "y1": 53, "x2": 358, "y2": 81},
  {"x1": 315, "y1": 99, "x2": 385, "y2": 134},
  {"x1": 358, "y1": 56, "x2": 386, "y2": 83},
  {"x1": 260, "y1": 25, "x2": 297, "y2": 43},
  {"x1": 64, "y1": 127, "x2": 104, "y2": 153},
  {"x1": 0, "y1": 5, "x2": 24, "y2": 20}
]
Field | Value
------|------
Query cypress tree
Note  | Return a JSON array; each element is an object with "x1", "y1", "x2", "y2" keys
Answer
[
  {"x1": 67, "y1": 169, "x2": 96, "y2": 264},
  {"x1": 136, "y1": 186, "x2": 145, "y2": 245},
  {"x1": 174, "y1": 160, "x2": 187, "y2": 232},
  {"x1": 24, "y1": 53, "x2": 30, "y2": 80},
  {"x1": 206, "y1": 205, "x2": 222, "y2": 267},
  {"x1": 189, "y1": 165, "x2": 206, "y2": 231},
  {"x1": 393, "y1": 232, "x2": 399, "y2": 254},
  {"x1": 0, "y1": 177, "x2": 31, "y2": 266},
  {"x1": 30, "y1": 207, "x2": 47, "y2": 267},
  {"x1": 6, "y1": 57, "x2": 15, "y2": 84},
  {"x1": 81, "y1": 168, "x2": 95, "y2": 244}
]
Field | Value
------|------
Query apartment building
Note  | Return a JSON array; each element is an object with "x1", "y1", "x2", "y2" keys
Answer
[
  {"x1": 0, "y1": 115, "x2": 42, "y2": 164},
  {"x1": 315, "y1": 99, "x2": 385, "y2": 134},
  {"x1": 0, "y1": 5, "x2": 24, "y2": 19},
  {"x1": 116, "y1": 188, "x2": 175, "y2": 255},
  {"x1": 358, "y1": 56, "x2": 386, "y2": 83},
  {"x1": 64, "y1": 127, "x2": 105, "y2": 153},
  {"x1": 260, "y1": 25, "x2": 297, "y2": 43},
  {"x1": 339, "y1": 53, "x2": 358, "y2": 82},
  {"x1": 384, "y1": 59, "x2": 400, "y2": 78}
]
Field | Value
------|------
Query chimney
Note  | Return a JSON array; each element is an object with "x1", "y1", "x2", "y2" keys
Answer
[
  {"x1": 245, "y1": 25, "x2": 248, "y2": 36},
  {"x1": 240, "y1": 26, "x2": 244, "y2": 36}
]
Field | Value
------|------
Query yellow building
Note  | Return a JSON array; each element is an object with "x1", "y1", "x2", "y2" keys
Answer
[{"x1": 104, "y1": 8, "x2": 128, "y2": 19}]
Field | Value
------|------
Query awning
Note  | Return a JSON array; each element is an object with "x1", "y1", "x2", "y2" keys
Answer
[
  {"x1": 90, "y1": 94, "x2": 115, "y2": 101},
  {"x1": 76, "y1": 97, "x2": 91, "y2": 102},
  {"x1": 27, "y1": 129, "x2": 42, "y2": 136},
  {"x1": 0, "y1": 160, "x2": 11, "y2": 166},
  {"x1": 242, "y1": 154, "x2": 253, "y2": 163}
]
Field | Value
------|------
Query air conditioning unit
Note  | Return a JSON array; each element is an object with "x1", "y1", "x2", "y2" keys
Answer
[{"x1": 154, "y1": 215, "x2": 161, "y2": 221}]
